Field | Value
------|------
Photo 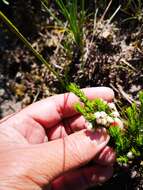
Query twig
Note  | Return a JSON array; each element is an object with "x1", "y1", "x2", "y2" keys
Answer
[
  {"x1": 117, "y1": 84, "x2": 134, "y2": 104},
  {"x1": 120, "y1": 59, "x2": 137, "y2": 72},
  {"x1": 107, "y1": 5, "x2": 121, "y2": 25},
  {"x1": 54, "y1": 22, "x2": 68, "y2": 55},
  {"x1": 33, "y1": 89, "x2": 40, "y2": 103},
  {"x1": 110, "y1": 84, "x2": 133, "y2": 105},
  {"x1": 100, "y1": 0, "x2": 113, "y2": 22}
]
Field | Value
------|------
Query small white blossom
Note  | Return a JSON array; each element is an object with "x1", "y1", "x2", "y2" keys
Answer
[
  {"x1": 106, "y1": 116, "x2": 114, "y2": 124},
  {"x1": 108, "y1": 102, "x2": 117, "y2": 110},
  {"x1": 101, "y1": 118, "x2": 108, "y2": 126},
  {"x1": 100, "y1": 111, "x2": 107, "y2": 117},
  {"x1": 111, "y1": 111, "x2": 120, "y2": 117},
  {"x1": 127, "y1": 152, "x2": 134, "y2": 159},
  {"x1": 96, "y1": 118, "x2": 102, "y2": 125},
  {"x1": 94, "y1": 112, "x2": 101, "y2": 119}
]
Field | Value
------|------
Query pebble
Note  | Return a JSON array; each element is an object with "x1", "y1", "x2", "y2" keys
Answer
[
  {"x1": 127, "y1": 151, "x2": 134, "y2": 159},
  {"x1": 0, "y1": 88, "x2": 5, "y2": 96},
  {"x1": 131, "y1": 171, "x2": 137, "y2": 178}
]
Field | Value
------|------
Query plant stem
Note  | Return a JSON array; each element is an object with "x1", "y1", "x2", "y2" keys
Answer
[
  {"x1": 0, "y1": 11, "x2": 65, "y2": 88},
  {"x1": 41, "y1": 0, "x2": 63, "y2": 25}
]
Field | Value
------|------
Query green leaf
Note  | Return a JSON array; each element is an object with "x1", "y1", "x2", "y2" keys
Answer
[
  {"x1": 126, "y1": 103, "x2": 139, "y2": 134},
  {"x1": 109, "y1": 126, "x2": 129, "y2": 153},
  {"x1": 92, "y1": 99, "x2": 109, "y2": 112},
  {"x1": 117, "y1": 155, "x2": 129, "y2": 165}
]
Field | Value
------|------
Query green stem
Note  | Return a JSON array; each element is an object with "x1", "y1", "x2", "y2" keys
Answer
[
  {"x1": 0, "y1": 11, "x2": 65, "y2": 88},
  {"x1": 41, "y1": 0, "x2": 63, "y2": 25}
]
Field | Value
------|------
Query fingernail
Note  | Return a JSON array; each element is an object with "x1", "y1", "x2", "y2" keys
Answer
[
  {"x1": 95, "y1": 146, "x2": 116, "y2": 166},
  {"x1": 105, "y1": 149, "x2": 116, "y2": 165},
  {"x1": 86, "y1": 128, "x2": 109, "y2": 145},
  {"x1": 44, "y1": 136, "x2": 48, "y2": 142}
]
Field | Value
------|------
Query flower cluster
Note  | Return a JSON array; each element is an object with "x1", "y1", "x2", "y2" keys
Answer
[{"x1": 87, "y1": 102, "x2": 124, "y2": 131}]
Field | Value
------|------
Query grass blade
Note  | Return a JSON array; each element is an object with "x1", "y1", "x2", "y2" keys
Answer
[{"x1": 0, "y1": 11, "x2": 65, "y2": 88}]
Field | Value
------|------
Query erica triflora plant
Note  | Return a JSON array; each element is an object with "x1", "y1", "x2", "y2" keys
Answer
[{"x1": 67, "y1": 83, "x2": 143, "y2": 166}]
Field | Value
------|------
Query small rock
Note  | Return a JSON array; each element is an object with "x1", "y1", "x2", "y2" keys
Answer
[
  {"x1": 22, "y1": 95, "x2": 31, "y2": 106},
  {"x1": 127, "y1": 151, "x2": 134, "y2": 159},
  {"x1": 0, "y1": 88, "x2": 5, "y2": 96},
  {"x1": 140, "y1": 161, "x2": 143, "y2": 166},
  {"x1": 16, "y1": 72, "x2": 22, "y2": 79},
  {"x1": 131, "y1": 170, "x2": 137, "y2": 178}
]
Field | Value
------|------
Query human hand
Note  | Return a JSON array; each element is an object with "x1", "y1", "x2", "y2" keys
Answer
[{"x1": 0, "y1": 87, "x2": 116, "y2": 190}]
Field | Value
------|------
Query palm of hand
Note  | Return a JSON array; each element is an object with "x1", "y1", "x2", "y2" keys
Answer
[{"x1": 0, "y1": 88, "x2": 115, "y2": 190}]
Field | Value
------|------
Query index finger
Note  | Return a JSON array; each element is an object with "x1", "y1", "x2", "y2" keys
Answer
[{"x1": 20, "y1": 87, "x2": 114, "y2": 128}]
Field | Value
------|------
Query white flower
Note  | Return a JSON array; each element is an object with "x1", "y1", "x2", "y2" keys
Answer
[
  {"x1": 101, "y1": 118, "x2": 107, "y2": 126},
  {"x1": 111, "y1": 111, "x2": 120, "y2": 117},
  {"x1": 96, "y1": 118, "x2": 102, "y2": 125},
  {"x1": 94, "y1": 112, "x2": 101, "y2": 119},
  {"x1": 100, "y1": 111, "x2": 107, "y2": 117},
  {"x1": 106, "y1": 116, "x2": 114, "y2": 124},
  {"x1": 108, "y1": 102, "x2": 117, "y2": 110},
  {"x1": 94, "y1": 111, "x2": 107, "y2": 119}
]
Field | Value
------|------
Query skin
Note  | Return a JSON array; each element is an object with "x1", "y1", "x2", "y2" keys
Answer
[{"x1": 0, "y1": 87, "x2": 116, "y2": 190}]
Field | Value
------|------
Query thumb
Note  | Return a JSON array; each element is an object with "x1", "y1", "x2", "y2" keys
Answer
[{"x1": 26, "y1": 128, "x2": 109, "y2": 186}]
